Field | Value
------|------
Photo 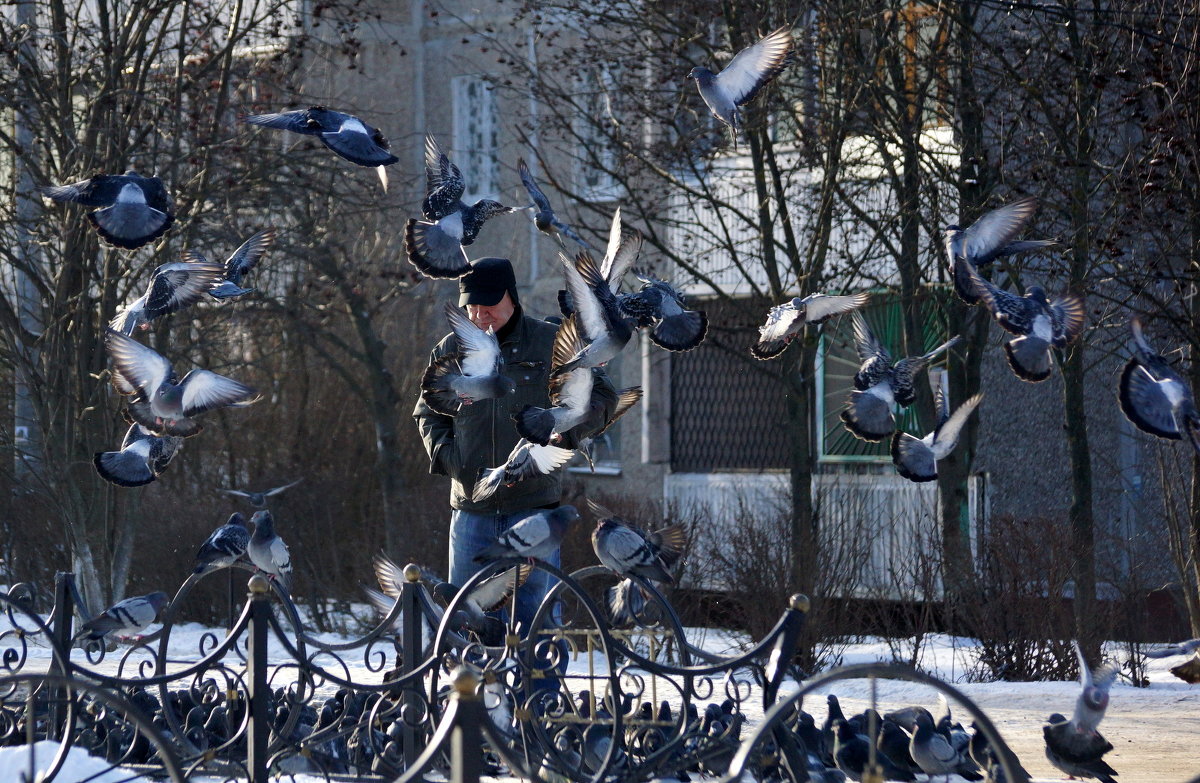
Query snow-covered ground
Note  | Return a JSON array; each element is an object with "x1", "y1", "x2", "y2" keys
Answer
[{"x1": 2, "y1": 603, "x2": 1197, "y2": 782}]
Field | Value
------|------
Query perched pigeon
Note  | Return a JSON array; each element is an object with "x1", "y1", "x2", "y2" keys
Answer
[
  {"x1": 876, "y1": 720, "x2": 922, "y2": 777},
  {"x1": 204, "y1": 228, "x2": 277, "y2": 300},
  {"x1": 421, "y1": 303, "x2": 516, "y2": 416},
  {"x1": 968, "y1": 722, "x2": 1031, "y2": 783},
  {"x1": 472, "y1": 438, "x2": 575, "y2": 504},
  {"x1": 909, "y1": 711, "x2": 981, "y2": 780},
  {"x1": 617, "y1": 271, "x2": 708, "y2": 352},
  {"x1": 1043, "y1": 713, "x2": 1118, "y2": 783},
  {"x1": 589, "y1": 501, "x2": 685, "y2": 583},
  {"x1": 1144, "y1": 638, "x2": 1200, "y2": 658},
  {"x1": 405, "y1": 135, "x2": 515, "y2": 278},
  {"x1": 518, "y1": 158, "x2": 592, "y2": 250},
  {"x1": 193, "y1": 513, "x2": 251, "y2": 575},
  {"x1": 76, "y1": 591, "x2": 170, "y2": 642},
  {"x1": 577, "y1": 386, "x2": 643, "y2": 471},
  {"x1": 93, "y1": 423, "x2": 183, "y2": 487},
  {"x1": 247, "y1": 509, "x2": 293, "y2": 592},
  {"x1": 942, "y1": 197, "x2": 1058, "y2": 305},
  {"x1": 514, "y1": 316, "x2": 595, "y2": 445},
  {"x1": 105, "y1": 329, "x2": 260, "y2": 438},
  {"x1": 552, "y1": 251, "x2": 634, "y2": 375},
  {"x1": 957, "y1": 258, "x2": 1085, "y2": 382},
  {"x1": 687, "y1": 27, "x2": 794, "y2": 149},
  {"x1": 110, "y1": 255, "x2": 227, "y2": 335},
  {"x1": 840, "y1": 311, "x2": 960, "y2": 442},
  {"x1": 472, "y1": 505, "x2": 580, "y2": 563},
  {"x1": 891, "y1": 391, "x2": 983, "y2": 483},
  {"x1": 751, "y1": 292, "x2": 870, "y2": 360},
  {"x1": 218, "y1": 478, "x2": 304, "y2": 508},
  {"x1": 1118, "y1": 317, "x2": 1200, "y2": 454},
  {"x1": 832, "y1": 719, "x2": 915, "y2": 782},
  {"x1": 241, "y1": 106, "x2": 398, "y2": 189},
  {"x1": 42, "y1": 170, "x2": 175, "y2": 250}
]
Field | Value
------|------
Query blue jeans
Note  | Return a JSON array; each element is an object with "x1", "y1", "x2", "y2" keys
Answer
[{"x1": 448, "y1": 508, "x2": 561, "y2": 635}]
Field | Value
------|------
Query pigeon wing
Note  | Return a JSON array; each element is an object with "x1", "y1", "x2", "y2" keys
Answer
[
  {"x1": 405, "y1": 217, "x2": 471, "y2": 279},
  {"x1": 957, "y1": 258, "x2": 1035, "y2": 335},
  {"x1": 1049, "y1": 293, "x2": 1087, "y2": 346},
  {"x1": 593, "y1": 386, "x2": 643, "y2": 437},
  {"x1": 930, "y1": 393, "x2": 983, "y2": 459},
  {"x1": 42, "y1": 175, "x2": 124, "y2": 206},
  {"x1": 225, "y1": 227, "x2": 277, "y2": 280},
  {"x1": 105, "y1": 329, "x2": 173, "y2": 398},
  {"x1": 804, "y1": 292, "x2": 870, "y2": 324},
  {"x1": 241, "y1": 110, "x2": 319, "y2": 135},
  {"x1": 467, "y1": 564, "x2": 532, "y2": 612},
  {"x1": 961, "y1": 197, "x2": 1038, "y2": 263},
  {"x1": 600, "y1": 208, "x2": 641, "y2": 294},
  {"x1": 177, "y1": 370, "x2": 259, "y2": 416},
  {"x1": 1119, "y1": 361, "x2": 1183, "y2": 438},
  {"x1": 560, "y1": 251, "x2": 610, "y2": 342},
  {"x1": 321, "y1": 118, "x2": 399, "y2": 167},
  {"x1": 444, "y1": 303, "x2": 503, "y2": 378},
  {"x1": 145, "y1": 256, "x2": 225, "y2": 319},
  {"x1": 714, "y1": 27, "x2": 794, "y2": 107},
  {"x1": 263, "y1": 478, "x2": 303, "y2": 497},
  {"x1": 850, "y1": 310, "x2": 891, "y2": 366},
  {"x1": 518, "y1": 158, "x2": 553, "y2": 213},
  {"x1": 752, "y1": 302, "x2": 802, "y2": 360}
]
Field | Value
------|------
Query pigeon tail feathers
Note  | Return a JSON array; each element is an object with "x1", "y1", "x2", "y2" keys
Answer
[{"x1": 1004, "y1": 335, "x2": 1052, "y2": 382}]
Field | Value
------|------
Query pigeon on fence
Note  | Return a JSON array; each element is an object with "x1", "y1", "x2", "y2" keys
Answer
[
  {"x1": 473, "y1": 505, "x2": 580, "y2": 563},
  {"x1": 752, "y1": 292, "x2": 870, "y2": 360},
  {"x1": 518, "y1": 158, "x2": 592, "y2": 250},
  {"x1": 405, "y1": 135, "x2": 515, "y2": 278},
  {"x1": 241, "y1": 106, "x2": 398, "y2": 189},
  {"x1": 942, "y1": 197, "x2": 1058, "y2": 305},
  {"x1": 1117, "y1": 317, "x2": 1200, "y2": 454},
  {"x1": 106, "y1": 329, "x2": 260, "y2": 438},
  {"x1": 421, "y1": 303, "x2": 515, "y2": 416},
  {"x1": 218, "y1": 478, "x2": 304, "y2": 508},
  {"x1": 891, "y1": 391, "x2": 983, "y2": 482},
  {"x1": 42, "y1": 170, "x2": 175, "y2": 250},
  {"x1": 687, "y1": 27, "x2": 794, "y2": 149},
  {"x1": 110, "y1": 255, "x2": 227, "y2": 335},
  {"x1": 247, "y1": 510, "x2": 293, "y2": 592},
  {"x1": 473, "y1": 438, "x2": 575, "y2": 504},
  {"x1": 589, "y1": 500, "x2": 685, "y2": 583},
  {"x1": 373, "y1": 553, "x2": 529, "y2": 634},
  {"x1": 956, "y1": 257, "x2": 1085, "y2": 382},
  {"x1": 205, "y1": 228, "x2": 277, "y2": 300},
  {"x1": 76, "y1": 591, "x2": 170, "y2": 642},
  {"x1": 193, "y1": 512, "x2": 251, "y2": 575},
  {"x1": 93, "y1": 422, "x2": 183, "y2": 487}
]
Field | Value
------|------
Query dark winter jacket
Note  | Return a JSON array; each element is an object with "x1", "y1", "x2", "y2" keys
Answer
[{"x1": 412, "y1": 312, "x2": 618, "y2": 513}]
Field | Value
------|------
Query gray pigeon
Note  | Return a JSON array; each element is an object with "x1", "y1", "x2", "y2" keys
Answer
[
  {"x1": 552, "y1": 251, "x2": 634, "y2": 375},
  {"x1": 751, "y1": 292, "x2": 869, "y2": 360},
  {"x1": 840, "y1": 311, "x2": 960, "y2": 442},
  {"x1": 514, "y1": 315, "x2": 595, "y2": 445},
  {"x1": 205, "y1": 228, "x2": 278, "y2": 300},
  {"x1": 556, "y1": 208, "x2": 641, "y2": 313},
  {"x1": 577, "y1": 386, "x2": 643, "y2": 471},
  {"x1": 589, "y1": 501, "x2": 685, "y2": 584},
  {"x1": 241, "y1": 106, "x2": 398, "y2": 189},
  {"x1": 687, "y1": 27, "x2": 794, "y2": 149},
  {"x1": 1144, "y1": 638, "x2": 1200, "y2": 658},
  {"x1": 1042, "y1": 642, "x2": 1121, "y2": 782},
  {"x1": 909, "y1": 711, "x2": 981, "y2": 780},
  {"x1": 421, "y1": 303, "x2": 516, "y2": 415},
  {"x1": 76, "y1": 591, "x2": 170, "y2": 642},
  {"x1": 891, "y1": 391, "x2": 983, "y2": 483},
  {"x1": 943, "y1": 197, "x2": 1058, "y2": 305},
  {"x1": 42, "y1": 170, "x2": 175, "y2": 250},
  {"x1": 218, "y1": 478, "x2": 304, "y2": 508},
  {"x1": 405, "y1": 134, "x2": 515, "y2": 278},
  {"x1": 617, "y1": 271, "x2": 708, "y2": 352},
  {"x1": 110, "y1": 255, "x2": 227, "y2": 335},
  {"x1": 968, "y1": 722, "x2": 1031, "y2": 783},
  {"x1": 472, "y1": 438, "x2": 575, "y2": 504},
  {"x1": 518, "y1": 158, "x2": 592, "y2": 250},
  {"x1": 247, "y1": 509, "x2": 293, "y2": 592},
  {"x1": 106, "y1": 329, "x2": 260, "y2": 438},
  {"x1": 1118, "y1": 317, "x2": 1200, "y2": 454},
  {"x1": 93, "y1": 423, "x2": 183, "y2": 487},
  {"x1": 957, "y1": 257, "x2": 1085, "y2": 382},
  {"x1": 472, "y1": 505, "x2": 580, "y2": 563},
  {"x1": 193, "y1": 513, "x2": 251, "y2": 575}
]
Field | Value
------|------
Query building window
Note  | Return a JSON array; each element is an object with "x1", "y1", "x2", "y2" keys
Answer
[{"x1": 452, "y1": 74, "x2": 500, "y2": 199}]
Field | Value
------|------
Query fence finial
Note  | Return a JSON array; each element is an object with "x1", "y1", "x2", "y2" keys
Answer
[
  {"x1": 248, "y1": 574, "x2": 270, "y2": 594},
  {"x1": 451, "y1": 667, "x2": 479, "y2": 699},
  {"x1": 789, "y1": 593, "x2": 810, "y2": 612},
  {"x1": 404, "y1": 563, "x2": 422, "y2": 583}
]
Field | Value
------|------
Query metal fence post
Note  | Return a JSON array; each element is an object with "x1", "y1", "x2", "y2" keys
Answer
[
  {"x1": 401, "y1": 563, "x2": 424, "y2": 768},
  {"x1": 449, "y1": 668, "x2": 482, "y2": 783},
  {"x1": 46, "y1": 571, "x2": 76, "y2": 740},
  {"x1": 246, "y1": 574, "x2": 272, "y2": 783}
]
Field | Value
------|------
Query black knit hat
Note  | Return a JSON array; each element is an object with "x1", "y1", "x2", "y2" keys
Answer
[{"x1": 458, "y1": 257, "x2": 519, "y2": 307}]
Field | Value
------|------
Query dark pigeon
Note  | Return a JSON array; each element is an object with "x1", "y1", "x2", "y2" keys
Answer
[
  {"x1": 514, "y1": 316, "x2": 594, "y2": 445},
  {"x1": 909, "y1": 711, "x2": 981, "y2": 780},
  {"x1": 518, "y1": 158, "x2": 592, "y2": 250},
  {"x1": 617, "y1": 271, "x2": 708, "y2": 352},
  {"x1": 833, "y1": 719, "x2": 915, "y2": 782},
  {"x1": 891, "y1": 391, "x2": 983, "y2": 483},
  {"x1": 241, "y1": 106, "x2": 398, "y2": 188},
  {"x1": 687, "y1": 27, "x2": 794, "y2": 149},
  {"x1": 43, "y1": 170, "x2": 175, "y2": 250},
  {"x1": 193, "y1": 513, "x2": 251, "y2": 575},
  {"x1": 1118, "y1": 317, "x2": 1200, "y2": 454},
  {"x1": 577, "y1": 386, "x2": 643, "y2": 471},
  {"x1": 93, "y1": 423, "x2": 183, "y2": 488},
  {"x1": 752, "y1": 292, "x2": 869, "y2": 360}
]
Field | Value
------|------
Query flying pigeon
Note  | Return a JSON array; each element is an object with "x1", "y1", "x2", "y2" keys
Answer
[
  {"x1": 1144, "y1": 638, "x2": 1200, "y2": 658},
  {"x1": 110, "y1": 255, "x2": 227, "y2": 335},
  {"x1": 617, "y1": 271, "x2": 708, "y2": 351},
  {"x1": 218, "y1": 478, "x2": 304, "y2": 508},
  {"x1": 751, "y1": 292, "x2": 870, "y2": 360},
  {"x1": 247, "y1": 509, "x2": 293, "y2": 592},
  {"x1": 840, "y1": 311, "x2": 960, "y2": 442},
  {"x1": 557, "y1": 208, "x2": 642, "y2": 313},
  {"x1": 577, "y1": 386, "x2": 643, "y2": 471},
  {"x1": 105, "y1": 329, "x2": 260, "y2": 438},
  {"x1": 93, "y1": 422, "x2": 183, "y2": 487},
  {"x1": 472, "y1": 438, "x2": 575, "y2": 504},
  {"x1": 205, "y1": 228, "x2": 278, "y2": 300},
  {"x1": 909, "y1": 711, "x2": 982, "y2": 780},
  {"x1": 589, "y1": 501, "x2": 685, "y2": 583},
  {"x1": 193, "y1": 512, "x2": 251, "y2": 575},
  {"x1": 514, "y1": 315, "x2": 596, "y2": 445},
  {"x1": 241, "y1": 106, "x2": 398, "y2": 189},
  {"x1": 42, "y1": 170, "x2": 175, "y2": 250},
  {"x1": 421, "y1": 303, "x2": 516, "y2": 416},
  {"x1": 942, "y1": 197, "x2": 1058, "y2": 305},
  {"x1": 1043, "y1": 713, "x2": 1118, "y2": 783},
  {"x1": 891, "y1": 391, "x2": 983, "y2": 482},
  {"x1": 604, "y1": 577, "x2": 652, "y2": 628},
  {"x1": 1117, "y1": 317, "x2": 1200, "y2": 454},
  {"x1": 552, "y1": 251, "x2": 634, "y2": 375},
  {"x1": 687, "y1": 27, "x2": 794, "y2": 149},
  {"x1": 76, "y1": 591, "x2": 170, "y2": 642},
  {"x1": 405, "y1": 135, "x2": 515, "y2": 279},
  {"x1": 472, "y1": 505, "x2": 580, "y2": 563},
  {"x1": 518, "y1": 158, "x2": 593, "y2": 250},
  {"x1": 1042, "y1": 642, "x2": 1121, "y2": 782},
  {"x1": 957, "y1": 257, "x2": 1085, "y2": 382}
]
